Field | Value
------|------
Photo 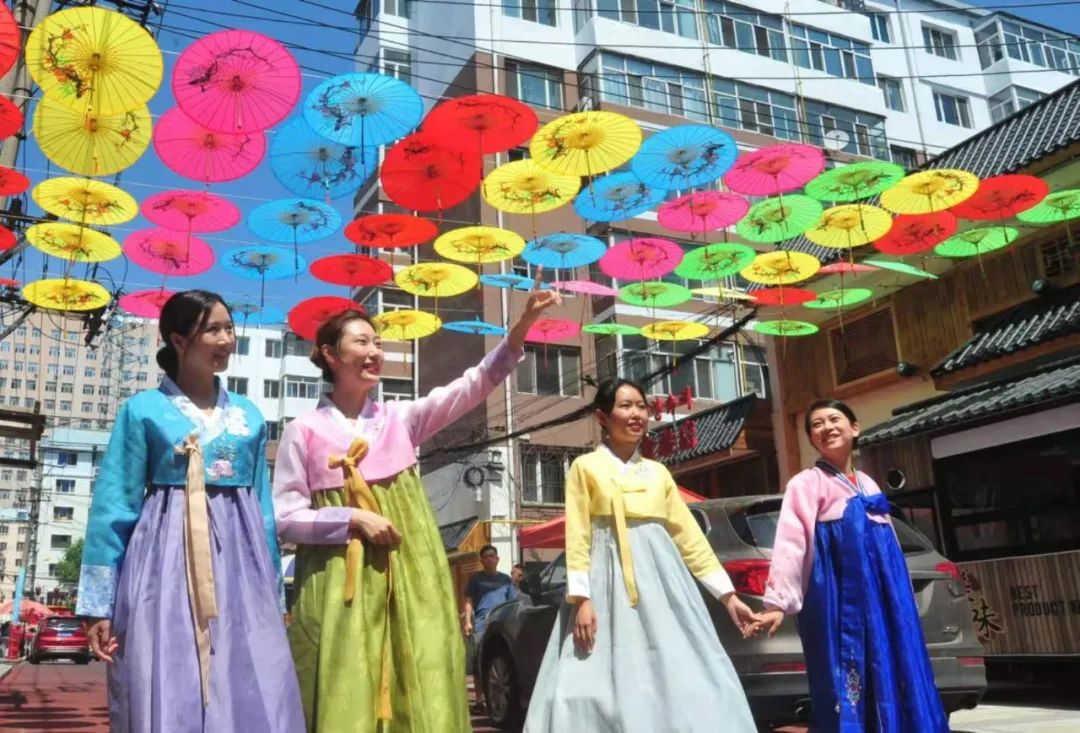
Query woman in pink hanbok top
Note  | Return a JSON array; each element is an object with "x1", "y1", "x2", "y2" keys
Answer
[{"x1": 272, "y1": 284, "x2": 559, "y2": 733}]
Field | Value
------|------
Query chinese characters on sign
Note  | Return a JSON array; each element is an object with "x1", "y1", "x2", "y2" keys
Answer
[{"x1": 641, "y1": 386, "x2": 697, "y2": 460}]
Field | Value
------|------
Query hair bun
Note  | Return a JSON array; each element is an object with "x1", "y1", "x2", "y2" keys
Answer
[
  {"x1": 156, "y1": 344, "x2": 178, "y2": 376},
  {"x1": 309, "y1": 344, "x2": 326, "y2": 371}
]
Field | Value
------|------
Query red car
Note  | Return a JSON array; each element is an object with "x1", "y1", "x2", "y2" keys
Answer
[{"x1": 28, "y1": 616, "x2": 91, "y2": 664}]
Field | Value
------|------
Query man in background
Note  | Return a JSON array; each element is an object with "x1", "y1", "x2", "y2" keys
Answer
[{"x1": 463, "y1": 545, "x2": 518, "y2": 712}]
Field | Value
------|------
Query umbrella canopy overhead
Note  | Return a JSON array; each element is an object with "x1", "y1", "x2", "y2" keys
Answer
[
  {"x1": 304, "y1": 72, "x2": 423, "y2": 150},
  {"x1": 530, "y1": 110, "x2": 642, "y2": 177},
  {"x1": 23, "y1": 277, "x2": 111, "y2": 311},
  {"x1": 380, "y1": 132, "x2": 482, "y2": 213},
  {"x1": 33, "y1": 98, "x2": 152, "y2": 177},
  {"x1": 880, "y1": 169, "x2": 979, "y2": 214},
  {"x1": 154, "y1": 106, "x2": 267, "y2": 184},
  {"x1": 269, "y1": 117, "x2": 373, "y2": 200},
  {"x1": 724, "y1": 143, "x2": 825, "y2": 195},
  {"x1": 424, "y1": 93, "x2": 538, "y2": 154},
  {"x1": 631, "y1": 124, "x2": 738, "y2": 190},
  {"x1": 482, "y1": 159, "x2": 580, "y2": 215},
  {"x1": 32, "y1": 177, "x2": 138, "y2": 226}
]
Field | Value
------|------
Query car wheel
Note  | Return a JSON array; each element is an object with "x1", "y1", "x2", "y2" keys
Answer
[
  {"x1": 28, "y1": 653, "x2": 39, "y2": 664},
  {"x1": 484, "y1": 648, "x2": 523, "y2": 729},
  {"x1": 76, "y1": 656, "x2": 90, "y2": 665}
]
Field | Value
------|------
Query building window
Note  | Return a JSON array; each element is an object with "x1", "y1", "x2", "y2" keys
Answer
[
  {"x1": 706, "y1": 0, "x2": 785, "y2": 61},
  {"x1": 933, "y1": 90, "x2": 973, "y2": 128},
  {"x1": 264, "y1": 379, "x2": 281, "y2": 399},
  {"x1": 974, "y1": 23, "x2": 1004, "y2": 68},
  {"x1": 588, "y1": 52, "x2": 707, "y2": 121},
  {"x1": 520, "y1": 445, "x2": 587, "y2": 504},
  {"x1": 44, "y1": 399, "x2": 55, "y2": 410},
  {"x1": 84, "y1": 367, "x2": 96, "y2": 378},
  {"x1": 53, "y1": 506, "x2": 74, "y2": 522},
  {"x1": 989, "y1": 85, "x2": 1043, "y2": 123},
  {"x1": 380, "y1": 287, "x2": 414, "y2": 312},
  {"x1": 81, "y1": 401, "x2": 94, "y2": 413},
  {"x1": 789, "y1": 23, "x2": 874, "y2": 84},
  {"x1": 380, "y1": 377, "x2": 414, "y2": 401},
  {"x1": 382, "y1": 0, "x2": 410, "y2": 17},
  {"x1": 598, "y1": 0, "x2": 697, "y2": 38},
  {"x1": 383, "y1": 48, "x2": 411, "y2": 84},
  {"x1": 830, "y1": 309, "x2": 898, "y2": 384},
  {"x1": 877, "y1": 75, "x2": 904, "y2": 112},
  {"x1": 60, "y1": 400, "x2": 72, "y2": 411},
  {"x1": 98, "y1": 385, "x2": 110, "y2": 396},
  {"x1": 922, "y1": 25, "x2": 959, "y2": 60},
  {"x1": 891, "y1": 145, "x2": 918, "y2": 169},
  {"x1": 998, "y1": 19, "x2": 1080, "y2": 75},
  {"x1": 62, "y1": 365, "x2": 75, "y2": 376},
  {"x1": 235, "y1": 336, "x2": 250, "y2": 356},
  {"x1": 710, "y1": 78, "x2": 797, "y2": 140},
  {"x1": 227, "y1": 377, "x2": 249, "y2": 396},
  {"x1": 56, "y1": 451, "x2": 78, "y2": 467},
  {"x1": 622, "y1": 335, "x2": 745, "y2": 400},
  {"x1": 518, "y1": 345, "x2": 582, "y2": 397},
  {"x1": 285, "y1": 376, "x2": 321, "y2": 400},
  {"x1": 503, "y1": 0, "x2": 557, "y2": 26},
  {"x1": 284, "y1": 334, "x2": 312, "y2": 358},
  {"x1": 82, "y1": 384, "x2": 95, "y2": 395},
  {"x1": 506, "y1": 60, "x2": 563, "y2": 110},
  {"x1": 265, "y1": 339, "x2": 283, "y2": 359},
  {"x1": 804, "y1": 100, "x2": 888, "y2": 159},
  {"x1": 51, "y1": 534, "x2": 73, "y2": 549},
  {"x1": 61, "y1": 383, "x2": 73, "y2": 394},
  {"x1": 55, "y1": 478, "x2": 76, "y2": 494},
  {"x1": 0, "y1": 470, "x2": 9, "y2": 481},
  {"x1": 266, "y1": 420, "x2": 280, "y2": 441},
  {"x1": 866, "y1": 12, "x2": 890, "y2": 43}
]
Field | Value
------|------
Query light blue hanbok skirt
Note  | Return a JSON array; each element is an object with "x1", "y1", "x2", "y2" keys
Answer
[{"x1": 524, "y1": 519, "x2": 756, "y2": 733}]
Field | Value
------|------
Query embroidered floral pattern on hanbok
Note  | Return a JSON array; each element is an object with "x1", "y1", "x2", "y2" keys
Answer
[
  {"x1": 223, "y1": 405, "x2": 251, "y2": 437},
  {"x1": 208, "y1": 442, "x2": 239, "y2": 480},
  {"x1": 844, "y1": 662, "x2": 862, "y2": 708}
]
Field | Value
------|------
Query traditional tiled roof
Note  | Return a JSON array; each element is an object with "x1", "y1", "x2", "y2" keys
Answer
[
  {"x1": 649, "y1": 394, "x2": 757, "y2": 464},
  {"x1": 438, "y1": 515, "x2": 479, "y2": 553},
  {"x1": 932, "y1": 285, "x2": 1080, "y2": 376},
  {"x1": 859, "y1": 358, "x2": 1080, "y2": 446}
]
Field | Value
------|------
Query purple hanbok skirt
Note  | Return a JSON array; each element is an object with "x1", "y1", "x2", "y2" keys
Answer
[{"x1": 108, "y1": 485, "x2": 305, "y2": 733}]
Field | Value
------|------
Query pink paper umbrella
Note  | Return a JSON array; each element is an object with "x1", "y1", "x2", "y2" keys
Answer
[
  {"x1": 723, "y1": 143, "x2": 825, "y2": 196},
  {"x1": 172, "y1": 29, "x2": 301, "y2": 134},
  {"x1": 124, "y1": 228, "x2": 216, "y2": 278},
  {"x1": 818, "y1": 262, "x2": 880, "y2": 274},
  {"x1": 550, "y1": 280, "x2": 619, "y2": 297},
  {"x1": 142, "y1": 190, "x2": 241, "y2": 233},
  {"x1": 657, "y1": 191, "x2": 749, "y2": 238},
  {"x1": 599, "y1": 238, "x2": 684, "y2": 281},
  {"x1": 119, "y1": 289, "x2": 176, "y2": 319},
  {"x1": 526, "y1": 318, "x2": 581, "y2": 344},
  {"x1": 154, "y1": 107, "x2": 266, "y2": 184}
]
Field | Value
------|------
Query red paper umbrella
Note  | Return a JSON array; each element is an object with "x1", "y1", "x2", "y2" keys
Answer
[
  {"x1": 153, "y1": 106, "x2": 266, "y2": 184},
  {"x1": 0, "y1": 96, "x2": 23, "y2": 140},
  {"x1": 949, "y1": 174, "x2": 1048, "y2": 220},
  {"x1": 818, "y1": 262, "x2": 880, "y2": 274},
  {"x1": 345, "y1": 213, "x2": 437, "y2": 249},
  {"x1": 0, "y1": 225, "x2": 16, "y2": 251},
  {"x1": 423, "y1": 94, "x2": 538, "y2": 155},
  {"x1": 724, "y1": 143, "x2": 825, "y2": 196},
  {"x1": 0, "y1": 3, "x2": 19, "y2": 79},
  {"x1": 874, "y1": 211, "x2": 957, "y2": 256},
  {"x1": 753, "y1": 287, "x2": 817, "y2": 306},
  {"x1": 0, "y1": 166, "x2": 30, "y2": 196},
  {"x1": 525, "y1": 318, "x2": 581, "y2": 344},
  {"x1": 288, "y1": 296, "x2": 366, "y2": 342},
  {"x1": 380, "y1": 132, "x2": 482, "y2": 213},
  {"x1": 0, "y1": 277, "x2": 19, "y2": 288},
  {"x1": 310, "y1": 254, "x2": 393, "y2": 288}
]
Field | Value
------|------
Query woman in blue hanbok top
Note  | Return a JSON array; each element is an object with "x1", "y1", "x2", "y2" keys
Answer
[
  {"x1": 757, "y1": 399, "x2": 948, "y2": 733},
  {"x1": 77, "y1": 290, "x2": 304, "y2": 733}
]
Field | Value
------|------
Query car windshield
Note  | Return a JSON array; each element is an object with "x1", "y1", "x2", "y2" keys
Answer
[
  {"x1": 732, "y1": 499, "x2": 935, "y2": 555},
  {"x1": 541, "y1": 554, "x2": 567, "y2": 589},
  {"x1": 47, "y1": 618, "x2": 81, "y2": 630}
]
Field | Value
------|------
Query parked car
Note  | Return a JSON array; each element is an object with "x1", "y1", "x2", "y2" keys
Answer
[
  {"x1": 479, "y1": 496, "x2": 987, "y2": 729},
  {"x1": 28, "y1": 616, "x2": 91, "y2": 664}
]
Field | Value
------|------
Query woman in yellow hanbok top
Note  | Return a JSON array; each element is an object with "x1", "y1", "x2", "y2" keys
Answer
[{"x1": 524, "y1": 378, "x2": 760, "y2": 733}]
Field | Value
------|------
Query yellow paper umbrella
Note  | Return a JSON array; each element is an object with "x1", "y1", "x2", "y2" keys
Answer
[
  {"x1": 434, "y1": 226, "x2": 526, "y2": 266},
  {"x1": 25, "y1": 222, "x2": 120, "y2": 263},
  {"x1": 395, "y1": 262, "x2": 478, "y2": 298},
  {"x1": 530, "y1": 111, "x2": 642, "y2": 178},
  {"x1": 880, "y1": 169, "x2": 980, "y2": 214},
  {"x1": 642, "y1": 320, "x2": 710, "y2": 341},
  {"x1": 690, "y1": 286, "x2": 756, "y2": 301},
  {"x1": 372, "y1": 309, "x2": 442, "y2": 341},
  {"x1": 25, "y1": 6, "x2": 163, "y2": 115},
  {"x1": 740, "y1": 250, "x2": 821, "y2": 286},
  {"x1": 32, "y1": 177, "x2": 138, "y2": 226},
  {"x1": 482, "y1": 159, "x2": 580, "y2": 215},
  {"x1": 805, "y1": 204, "x2": 893, "y2": 250},
  {"x1": 23, "y1": 277, "x2": 110, "y2": 311},
  {"x1": 33, "y1": 97, "x2": 152, "y2": 176}
]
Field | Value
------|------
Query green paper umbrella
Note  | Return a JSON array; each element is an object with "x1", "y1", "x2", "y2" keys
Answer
[
  {"x1": 753, "y1": 319, "x2": 819, "y2": 337},
  {"x1": 804, "y1": 287, "x2": 875, "y2": 310},
  {"x1": 583, "y1": 323, "x2": 642, "y2": 336},
  {"x1": 618, "y1": 282, "x2": 693, "y2": 308},
  {"x1": 735, "y1": 195, "x2": 823, "y2": 244},
  {"x1": 934, "y1": 227, "x2": 1019, "y2": 258},
  {"x1": 1016, "y1": 189, "x2": 1080, "y2": 224},
  {"x1": 863, "y1": 258, "x2": 938, "y2": 279},
  {"x1": 804, "y1": 161, "x2": 906, "y2": 203},
  {"x1": 674, "y1": 242, "x2": 756, "y2": 280}
]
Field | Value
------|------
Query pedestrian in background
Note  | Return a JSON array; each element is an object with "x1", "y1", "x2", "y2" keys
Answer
[
  {"x1": 511, "y1": 563, "x2": 526, "y2": 589},
  {"x1": 77, "y1": 290, "x2": 304, "y2": 732},
  {"x1": 756, "y1": 399, "x2": 948, "y2": 732},
  {"x1": 524, "y1": 378, "x2": 760, "y2": 733},
  {"x1": 463, "y1": 544, "x2": 518, "y2": 713}
]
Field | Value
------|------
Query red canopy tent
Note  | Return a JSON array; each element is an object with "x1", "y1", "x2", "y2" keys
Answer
[{"x1": 518, "y1": 486, "x2": 708, "y2": 549}]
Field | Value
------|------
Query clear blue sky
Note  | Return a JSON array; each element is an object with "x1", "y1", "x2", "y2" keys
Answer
[{"x1": 11, "y1": 0, "x2": 1080, "y2": 316}]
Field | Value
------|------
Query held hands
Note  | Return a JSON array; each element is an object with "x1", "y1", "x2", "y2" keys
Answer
[
  {"x1": 721, "y1": 593, "x2": 769, "y2": 639},
  {"x1": 86, "y1": 618, "x2": 119, "y2": 663},
  {"x1": 508, "y1": 266, "x2": 563, "y2": 350},
  {"x1": 350, "y1": 509, "x2": 402, "y2": 546},
  {"x1": 756, "y1": 608, "x2": 785, "y2": 637},
  {"x1": 572, "y1": 598, "x2": 597, "y2": 655}
]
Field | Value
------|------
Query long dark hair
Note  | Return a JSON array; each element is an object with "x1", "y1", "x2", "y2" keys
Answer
[
  {"x1": 804, "y1": 398, "x2": 859, "y2": 440},
  {"x1": 156, "y1": 290, "x2": 231, "y2": 380},
  {"x1": 309, "y1": 308, "x2": 378, "y2": 382},
  {"x1": 592, "y1": 377, "x2": 647, "y2": 414}
]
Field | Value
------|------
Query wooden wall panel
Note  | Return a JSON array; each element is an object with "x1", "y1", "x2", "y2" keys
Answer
[{"x1": 859, "y1": 436, "x2": 935, "y2": 490}]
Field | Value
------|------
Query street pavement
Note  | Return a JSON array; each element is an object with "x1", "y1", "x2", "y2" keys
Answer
[{"x1": 1, "y1": 661, "x2": 1078, "y2": 732}]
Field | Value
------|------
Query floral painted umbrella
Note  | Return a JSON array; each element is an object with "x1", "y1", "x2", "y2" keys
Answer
[
  {"x1": 434, "y1": 226, "x2": 525, "y2": 281},
  {"x1": 0, "y1": 96, "x2": 24, "y2": 140},
  {"x1": 753, "y1": 320, "x2": 819, "y2": 337},
  {"x1": 269, "y1": 117, "x2": 373, "y2": 200},
  {"x1": 153, "y1": 106, "x2": 266, "y2": 184},
  {"x1": 0, "y1": 2, "x2": 19, "y2": 79},
  {"x1": 288, "y1": 296, "x2": 362, "y2": 341},
  {"x1": 247, "y1": 198, "x2": 341, "y2": 274},
  {"x1": 424, "y1": 93, "x2": 538, "y2": 155},
  {"x1": 599, "y1": 238, "x2": 684, "y2": 281},
  {"x1": 32, "y1": 98, "x2": 151, "y2": 177},
  {"x1": 583, "y1": 323, "x2": 641, "y2": 336},
  {"x1": 657, "y1": 191, "x2": 749, "y2": 240},
  {"x1": 395, "y1": 262, "x2": 477, "y2": 313},
  {"x1": 443, "y1": 319, "x2": 508, "y2": 337},
  {"x1": 674, "y1": 243, "x2": 756, "y2": 281},
  {"x1": 25, "y1": 6, "x2": 163, "y2": 115},
  {"x1": 618, "y1": 282, "x2": 693, "y2": 308},
  {"x1": 230, "y1": 302, "x2": 287, "y2": 328},
  {"x1": 863, "y1": 258, "x2": 938, "y2": 280},
  {"x1": 641, "y1": 320, "x2": 710, "y2": 341},
  {"x1": 24, "y1": 277, "x2": 110, "y2": 311},
  {"x1": 345, "y1": 213, "x2": 437, "y2": 249},
  {"x1": 0, "y1": 167, "x2": 31, "y2": 196},
  {"x1": 631, "y1": 124, "x2": 738, "y2": 190},
  {"x1": 873, "y1": 212, "x2": 957, "y2": 256},
  {"x1": 373, "y1": 309, "x2": 441, "y2": 341},
  {"x1": 142, "y1": 189, "x2": 241, "y2": 233},
  {"x1": 221, "y1": 244, "x2": 302, "y2": 307},
  {"x1": 525, "y1": 318, "x2": 580, "y2": 343},
  {"x1": 690, "y1": 286, "x2": 756, "y2": 301},
  {"x1": 124, "y1": 228, "x2": 215, "y2": 278},
  {"x1": 948, "y1": 174, "x2": 1047, "y2": 221},
  {"x1": 32, "y1": 177, "x2": 138, "y2": 226},
  {"x1": 752, "y1": 287, "x2": 817, "y2": 306},
  {"x1": 482, "y1": 159, "x2": 580, "y2": 229},
  {"x1": 934, "y1": 227, "x2": 1019, "y2": 258},
  {"x1": 735, "y1": 195, "x2": 823, "y2": 244},
  {"x1": 26, "y1": 222, "x2": 120, "y2": 263},
  {"x1": 522, "y1": 233, "x2": 605, "y2": 271},
  {"x1": 119, "y1": 288, "x2": 175, "y2": 319},
  {"x1": 480, "y1": 273, "x2": 544, "y2": 291},
  {"x1": 530, "y1": 111, "x2": 641, "y2": 178},
  {"x1": 880, "y1": 169, "x2": 979, "y2": 214},
  {"x1": 804, "y1": 161, "x2": 906, "y2": 203},
  {"x1": 173, "y1": 29, "x2": 301, "y2": 133},
  {"x1": 724, "y1": 143, "x2": 825, "y2": 196},
  {"x1": 573, "y1": 172, "x2": 666, "y2": 222},
  {"x1": 549, "y1": 279, "x2": 618, "y2": 297},
  {"x1": 380, "y1": 132, "x2": 482, "y2": 213},
  {"x1": 740, "y1": 250, "x2": 821, "y2": 286},
  {"x1": 804, "y1": 204, "x2": 893, "y2": 264},
  {"x1": 309, "y1": 254, "x2": 392, "y2": 291},
  {"x1": 304, "y1": 72, "x2": 423, "y2": 157},
  {"x1": 818, "y1": 262, "x2": 880, "y2": 275},
  {"x1": 1017, "y1": 189, "x2": 1080, "y2": 249},
  {"x1": 804, "y1": 287, "x2": 875, "y2": 310}
]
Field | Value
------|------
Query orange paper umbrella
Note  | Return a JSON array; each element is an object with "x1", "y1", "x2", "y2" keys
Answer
[
  {"x1": 345, "y1": 213, "x2": 437, "y2": 249},
  {"x1": 948, "y1": 174, "x2": 1048, "y2": 220},
  {"x1": 288, "y1": 296, "x2": 365, "y2": 342},
  {"x1": 873, "y1": 212, "x2": 957, "y2": 256}
]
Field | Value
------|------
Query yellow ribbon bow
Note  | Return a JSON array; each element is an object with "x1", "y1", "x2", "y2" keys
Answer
[
  {"x1": 328, "y1": 437, "x2": 394, "y2": 721},
  {"x1": 176, "y1": 433, "x2": 219, "y2": 707}
]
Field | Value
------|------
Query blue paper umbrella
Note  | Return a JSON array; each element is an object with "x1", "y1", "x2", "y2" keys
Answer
[
  {"x1": 221, "y1": 245, "x2": 304, "y2": 307},
  {"x1": 269, "y1": 118, "x2": 376, "y2": 200},
  {"x1": 479, "y1": 273, "x2": 549, "y2": 291},
  {"x1": 631, "y1": 125, "x2": 738, "y2": 190},
  {"x1": 522, "y1": 233, "x2": 606, "y2": 271},
  {"x1": 230, "y1": 302, "x2": 287, "y2": 327},
  {"x1": 247, "y1": 197, "x2": 341, "y2": 275},
  {"x1": 442, "y1": 319, "x2": 508, "y2": 337},
  {"x1": 303, "y1": 73, "x2": 423, "y2": 156},
  {"x1": 573, "y1": 172, "x2": 666, "y2": 222}
]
